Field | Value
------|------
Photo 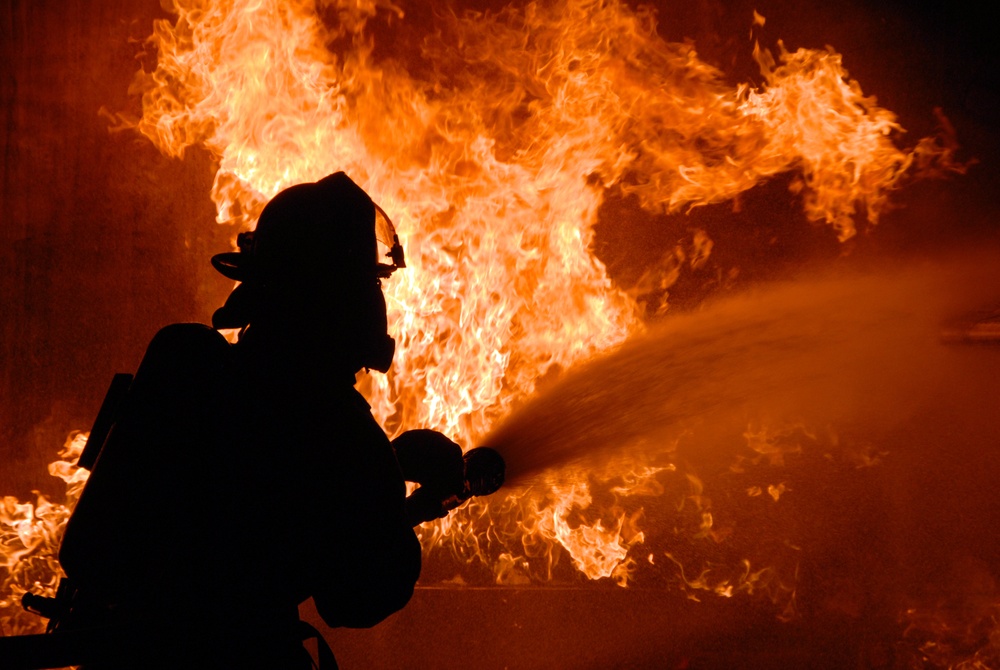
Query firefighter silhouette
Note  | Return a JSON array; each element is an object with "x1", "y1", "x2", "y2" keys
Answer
[{"x1": 20, "y1": 172, "x2": 504, "y2": 669}]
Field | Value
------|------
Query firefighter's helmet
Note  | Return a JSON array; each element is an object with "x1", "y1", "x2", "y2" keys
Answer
[{"x1": 210, "y1": 172, "x2": 404, "y2": 372}]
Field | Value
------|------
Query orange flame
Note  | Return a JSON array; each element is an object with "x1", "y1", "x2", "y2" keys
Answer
[
  {"x1": 1, "y1": 432, "x2": 87, "y2": 636},
  {"x1": 116, "y1": 0, "x2": 962, "y2": 589},
  {"x1": 125, "y1": 0, "x2": 958, "y2": 448},
  {"x1": 1, "y1": 0, "x2": 970, "y2": 638}
]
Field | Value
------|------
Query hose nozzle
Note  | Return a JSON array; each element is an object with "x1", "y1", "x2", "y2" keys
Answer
[{"x1": 462, "y1": 447, "x2": 505, "y2": 499}]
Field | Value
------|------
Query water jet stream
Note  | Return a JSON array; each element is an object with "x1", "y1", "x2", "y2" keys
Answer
[{"x1": 484, "y1": 252, "x2": 1000, "y2": 487}]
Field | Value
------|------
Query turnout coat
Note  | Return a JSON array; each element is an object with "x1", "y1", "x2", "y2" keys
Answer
[{"x1": 58, "y1": 322, "x2": 420, "y2": 667}]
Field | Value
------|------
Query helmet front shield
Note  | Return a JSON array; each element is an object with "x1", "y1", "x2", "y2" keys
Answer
[{"x1": 374, "y1": 203, "x2": 405, "y2": 279}]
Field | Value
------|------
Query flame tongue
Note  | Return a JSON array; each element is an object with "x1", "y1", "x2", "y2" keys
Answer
[
  {"x1": 117, "y1": 0, "x2": 965, "y2": 590},
  {"x1": 131, "y1": 0, "x2": 956, "y2": 445},
  {"x1": 36, "y1": 0, "x2": 960, "y2": 597}
]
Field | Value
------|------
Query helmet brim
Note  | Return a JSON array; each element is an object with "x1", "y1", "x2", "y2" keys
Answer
[{"x1": 211, "y1": 252, "x2": 250, "y2": 281}]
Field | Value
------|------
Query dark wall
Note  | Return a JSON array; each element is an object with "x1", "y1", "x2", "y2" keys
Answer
[{"x1": 0, "y1": 1, "x2": 231, "y2": 497}]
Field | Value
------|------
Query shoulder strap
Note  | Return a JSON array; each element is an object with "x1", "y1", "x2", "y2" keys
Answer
[{"x1": 297, "y1": 620, "x2": 339, "y2": 670}]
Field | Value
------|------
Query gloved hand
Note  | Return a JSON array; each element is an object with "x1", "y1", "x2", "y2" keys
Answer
[
  {"x1": 392, "y1": 429, "x2": 464, "y2": 526},
  {"x1": 392, "y1": 431, "x2": 506, "y2": 526}
]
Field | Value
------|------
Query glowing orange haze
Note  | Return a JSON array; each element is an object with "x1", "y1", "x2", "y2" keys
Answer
[{"x1": 0, "y1": 0, "x2": 963, "y2": 637}]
